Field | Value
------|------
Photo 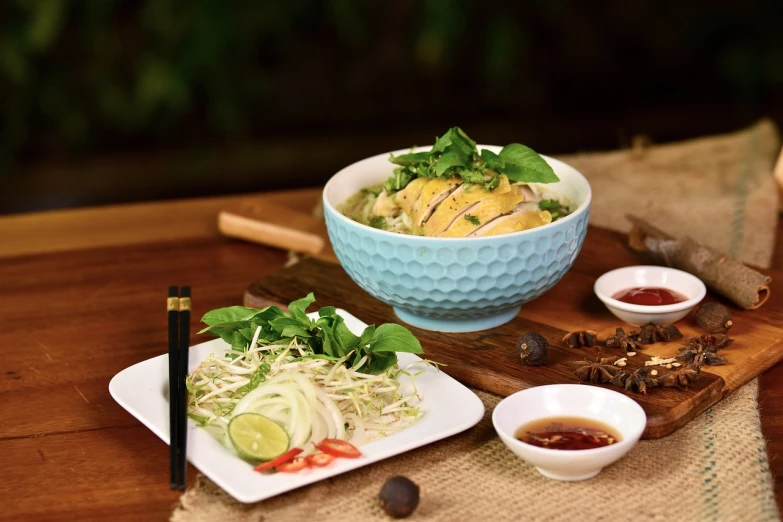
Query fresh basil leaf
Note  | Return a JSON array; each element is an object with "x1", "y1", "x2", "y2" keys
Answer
[
  {"x1": 201, "y1": 322, "x2": 251, "y2": 350},
  {"x1": 480, "y1": 149, "x2": 505, "y2": 170},
  {"x1": 334, "y1": 319, "x2": 359, "y2": 352},
  {"x1": 431, "y1": 127, "x2": 459, "y2": 153},
  {"x1": 288, "y1": 293, "x2": 316, "y2": 323},
  {"x1": 434, "y1": 148, "x2": 472, "y2": 177},
  {"x1": 280, "y1": 325, "x2": 312, "y2": 338},
  {"x1": 451, "y1": 130, "x2": 478, "y2": 157},
  {"x1": 247, "y1": 306, "x2": 286, "y2": 320},
  {"x1": 316, "y1": 327, "x2": 338, "y2": 357},
  {"x1": 368, "y1": 323, "x2": 423, "y2": 354},
  {"x1": 200, "y1": 306, "x2": 262, "y2": 326},
  {"x1": 389, "y1": 151, "x2": 431, "y2": 166},
  {"x1": 318, "y1": 306, "x2": 338, "y2": 318},
  {"x1": 358, "y1": 324, "x2": 376, "y2": 348},
  {"x1": 365, "y1": 351, "x2": 398, "y2": 372},
  {"x1": 499, "y1": 144, "x2": 559, "y2": 183},
  {"x1": 270, "y1": 316, "x2": 307, "y2": 330}
]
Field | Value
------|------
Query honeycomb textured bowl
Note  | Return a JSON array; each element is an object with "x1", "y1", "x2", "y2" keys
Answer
[{"x1": 323, "y1": 146, "x2": 592, "y2": 332}]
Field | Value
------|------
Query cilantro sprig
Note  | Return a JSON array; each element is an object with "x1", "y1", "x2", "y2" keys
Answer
[
  {"x1": 384, "y1": 127, "x2": 559, "y2": 193},
  {"x1": 198, "y1": 293, "x2": 423, "y2": 373}
]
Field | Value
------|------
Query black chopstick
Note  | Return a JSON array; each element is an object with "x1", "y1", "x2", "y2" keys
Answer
[
  {"x1": 176, "y1": 286, "x2": 191, "y2": 491},
  {"x1": 167, "y1": 286, "x2": 180, "y2": 490}
]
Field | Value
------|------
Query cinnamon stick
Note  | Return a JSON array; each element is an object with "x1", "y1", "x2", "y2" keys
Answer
[{"x1": 627, "y1": 215, "x2": 772, "y2": 310}]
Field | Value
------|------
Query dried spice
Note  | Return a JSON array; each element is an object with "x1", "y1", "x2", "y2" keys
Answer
[
  {"x1": 637, "y1": 323, "x2": 683, "y2": 344},
  {"x1": 693, "y1": 352, "x2": 727, "y2": 366},
  {"x1": 605, "y1": 328, "x2": 643, "y2": 352},
  {"x1": 517, "y1": 333, "x2": 549, "y2": 366},
  {"x1": 696, "y1": 302, "x2": 733, "y2": 333},
  {"x1": 626, "y1": 215, "x2": 772, "y2": 310},
  {"x1": 562, "y1": 330, "x2": 597, "y2": 348},
  {"x1": 379, "y1": 476, "x2": 420, "y2": 518},
  {"x1": 686, "y1": 333, "x2": 734, "y2": 350},
  {"x1": 621, "y1": 367, "x2": 660, "y2": 395},
  {"x1": 661, "y1": 365, "x2": 701, "y2": 390},
  {"x1": 574, "y1": 357, "x2": 621, "y2": 384},
  {"x1": 678, "y1": 334, "x2": 732, "y2": 366}
]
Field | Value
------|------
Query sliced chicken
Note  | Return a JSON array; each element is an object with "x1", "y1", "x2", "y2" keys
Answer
[
  {"x1": 410, "y1": 178, "x2": 461, "y2": 231},
  {"x1": 469, "y1": 208, "x2": 552, "y2": 237},
  {"x1": 423, "y1": 175, "x2": 512, "y2": 236},
  {"x1": 439, "y1": 184, "x2": 526, "y2": 237},
  {"x1": 372, "y1": 190, "x2": 398, "y2": 217},
  {"x1": 394, "y1": 177, "x2": 429, "y2": 216}
]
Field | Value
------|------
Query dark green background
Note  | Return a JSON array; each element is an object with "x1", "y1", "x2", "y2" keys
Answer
[{"x1": 3, "y1": 1, "x2": 782, "y2": 213}]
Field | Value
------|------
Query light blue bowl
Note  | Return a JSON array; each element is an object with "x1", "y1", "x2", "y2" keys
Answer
[{"x1": 323, "y1": 145, "x2": 592, "y2": 333}]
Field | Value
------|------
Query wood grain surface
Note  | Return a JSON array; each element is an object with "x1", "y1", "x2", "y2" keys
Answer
[
  {"x1": 244, "y1": 251, "x2": 783, "y2": 439},
  {"x1": 1, "y1": 188, "x2": 782, "y2": 520}
]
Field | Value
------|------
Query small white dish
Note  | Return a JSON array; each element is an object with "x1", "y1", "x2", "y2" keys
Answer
[
  {"x1": 594, "y1": 265, "x2": 706, "y2": 326},
  {"x1": 109, "y1": 309, "x2": 484, "y2": 503},
  {"x1": 492, "y1": 384, "x2": 646, "y2": 481}
]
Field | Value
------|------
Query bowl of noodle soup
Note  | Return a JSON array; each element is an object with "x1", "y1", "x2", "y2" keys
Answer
[{"x1": 323, "y1": 144, "x2": 592, "y2": 333}]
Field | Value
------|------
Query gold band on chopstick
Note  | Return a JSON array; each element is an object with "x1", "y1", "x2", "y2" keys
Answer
[
  {"x1": 167, "y1": 297, "x2": 179, "y2": 311},
  {"x1": 179, "y1": 297, "x2": 192, "y2": 311}
]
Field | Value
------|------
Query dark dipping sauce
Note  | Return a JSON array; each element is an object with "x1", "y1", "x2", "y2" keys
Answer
[
  {"x1": 612, "y1": 286, "x2": 687, "y2": 306},
  {"x1": 515, "y1": 416, "x2": 621, "y2": 450}
]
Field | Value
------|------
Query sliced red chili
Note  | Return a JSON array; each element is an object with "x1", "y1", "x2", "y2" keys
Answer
[
  {"x1": 253, "y1": 448, "x2": 303, "y2": 472},
  {"x1": 276, "y1": 457, "x2": 309, "y2": 472},
  {"x1": 315, "y1": 439, "x2": 362, "y2": 459},
  {"x1": 306, "y1": 452, "x2": 336, "y2": 467}
]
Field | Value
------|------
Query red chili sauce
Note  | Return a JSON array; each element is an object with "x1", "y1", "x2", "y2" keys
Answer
[{"x1": 612, "y1": 286, "x2": 687, "y2": 306}]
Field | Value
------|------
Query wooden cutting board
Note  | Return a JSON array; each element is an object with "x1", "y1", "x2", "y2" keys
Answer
[{"x1": 243, "y1": 227, "x2": 783, "y2": 439}]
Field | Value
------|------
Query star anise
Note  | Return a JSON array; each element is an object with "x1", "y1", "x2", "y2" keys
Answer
[
  {"x1": 562, "y1": 330, "x2": 597, "y2": 348},
  {"x1": 693, "y1": 352, "x2": 727, "y2": 366},
  {"x1": 637, "y1": 323, "x2": 683, "y2": 345},
  {"x1": 677, "y1": 334, "x2": 733, "y2": 365},
  {"x1": 686, "y1": 334, "x2": 734, "y2": 350},
  {"x1": 605, "y1": 328, "x2": 642, "y2": 352},
  {"x1": 620, "y1": 367, "x2": 660, "y2": 395},
  {"x1": 574, "y1": 357, "x2": 621, "y2": 384},
  {"x1": 661, "y1": 364, "x2": 701, "y2": 390}
]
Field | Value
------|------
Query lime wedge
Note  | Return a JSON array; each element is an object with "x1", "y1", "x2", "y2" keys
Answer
[{"x1": 228, "y1": 413, "x2": 290, "y2": 461}]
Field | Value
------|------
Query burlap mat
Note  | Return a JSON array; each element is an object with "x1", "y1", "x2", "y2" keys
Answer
[
  {"x1": 555, "y1": 119, "x2": 780, "y2": 268},
  {"x1": 172, "y1": 384, "x2": 777, "y2": 522},
  {"x1": 172, "y1": 121, "x2": 781, "y2": 521}
]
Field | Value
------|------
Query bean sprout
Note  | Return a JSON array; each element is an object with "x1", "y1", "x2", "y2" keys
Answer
[{"x1": 187, "y1": 333, "x2": 424, "y2": 456}]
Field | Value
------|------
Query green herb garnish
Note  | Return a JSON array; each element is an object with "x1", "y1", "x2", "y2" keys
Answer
[
  {"x1": 198, "y1": 293, "x2": 423, "y2": 373},
  {"x1": 539, "y1": 199, "x2": 567, "y2": 221},
  {"x1": 368, "y1": 216, "x2": 387, "y2": 230},
  {"x1": 464, "y1": 214, "x2": 481, "y2": 225},
  {"x1": 385, "y1": 127, "x2": 559, "y2": 193}
]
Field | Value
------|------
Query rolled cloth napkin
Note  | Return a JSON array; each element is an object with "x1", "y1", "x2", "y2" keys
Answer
[{"x1": 172, "y1": 120, "x2": 781, "y2": 521}]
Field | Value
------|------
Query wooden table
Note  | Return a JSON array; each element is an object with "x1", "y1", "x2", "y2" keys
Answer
[{"x1": 2, "y1": 188, "x2": 782, "y2": 520}]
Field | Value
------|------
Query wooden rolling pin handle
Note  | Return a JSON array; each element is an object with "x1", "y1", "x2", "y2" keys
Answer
[{"x1": 218, "y1": 201, "x2": 327, "y2": 255}]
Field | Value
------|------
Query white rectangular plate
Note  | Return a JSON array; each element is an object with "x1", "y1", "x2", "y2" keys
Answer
[{"x1": 109, "y1": 309, "x2": 484, "y2": 503}]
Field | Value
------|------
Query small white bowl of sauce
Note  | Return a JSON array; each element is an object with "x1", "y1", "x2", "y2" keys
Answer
[
  {"x1": 594, "y1": 265, "x2": 706, "y2": 326},
  {"x1": 492, "y1": 384, "x2": 647, "y2": 481}
]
